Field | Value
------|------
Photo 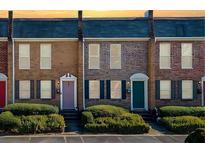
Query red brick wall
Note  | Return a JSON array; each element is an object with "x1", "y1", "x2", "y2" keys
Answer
[
  {"x1": 155, "y1": 41, "x2": 205, "y2": 106},
  {"x1": 0, "y1": 41, "x2": 8, "y2": 75}
]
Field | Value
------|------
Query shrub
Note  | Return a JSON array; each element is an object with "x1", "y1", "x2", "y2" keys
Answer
[
  {"x1": 81, "y1": 111, "x2": 94, "y2": 126},
  {"x1": 0, "y1": 111, "x2": 21, "y2": 133},
  {"x1": 86, "y1": 105, "x2": 128, "y2": 117},
  {"x1": 159, "y1": 106, "x2": 205, "y2": 117},
  {"x1": 4, "y1": 103, "x2": 59, "y2": 116},
  {"x1": 160, "y1": 116, "x2": 205, "y2": 134},
  {"x1": 185, "y1": 128, "x2": 205, "y2": 143},
  {"x1": 19, "y1": 114, "x2": 65, "y2": 134}
]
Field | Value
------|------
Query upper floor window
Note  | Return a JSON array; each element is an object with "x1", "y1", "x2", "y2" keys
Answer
[
  {"x1": 19, "y1": 44, "x2": 30, "y2": 69},
  {"x1": 181, "y1": 43, "x2": 192, "y2": 69},
  {"x1": 182, "y1": 80, "x2": 193, "y2": 99},
  {"x1": 40, "y1": 44, "x2": 51, "y2": 69},
  {"x1": 89, "y1": 80, "x2": 100, "y2": 99},
  {"x1": 111, "y1": 80, "x2": 121, "y2": 99},
  {"x1": 40, "y1": 80, "x2": 52, "y2": 99},
  {"x1": 19, "y1": 80, "x2": 30, "y2": 99},
  {"x1": 88, "y1": 44, "x2": 100, "y2": 69},
  {"x1": 160, "y1": 80, "x2": 171, "y2": 99},
  {"x1": 110, "y1": 44, "x2": 121, "y2": 69},
  {"x1": 159, "y1": 43, "x2": 171, "y2": 69}
]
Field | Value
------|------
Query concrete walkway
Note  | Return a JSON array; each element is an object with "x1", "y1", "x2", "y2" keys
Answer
[{"x1": 0, "y1": 134, "x2": 187, "y2": 143}]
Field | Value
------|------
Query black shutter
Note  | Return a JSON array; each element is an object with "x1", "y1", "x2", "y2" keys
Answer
[
  {"x1": 85, "y1": 80, "x2": 89, "y2": 99},
  {"x1": 15, "y1": 80, "x2": 19, "y2": 99},
  {"x1": 106, "y1": 80, "x2": 111, "y2": 99},
  {"x1": 36, "y1": 80, "x2": 41, "y2": 99},
  {"x1": 30, "y1": 80, "x2": 34, "y2": 99},
  {"x1": 121, "y1": 80, "x2": 126, "y2": 99},
  {"x1": 171, "y1": 80, "x2": 176, "y2": 99},
  {"x1": 178, "y1": 80, "x2": 182, "y2": 99},
  {"x1": 51, "y1": 80, "x2": 56, "y2": 99},
  {"x1": 100, "y1": 80, "x2": 104, "y2": 99},
  {"x1": 193, "y1": 80, "x2": 198, "y2": 100},
  {"x1": 155, "y1": 80, "x2": 160, "y2": 99}
]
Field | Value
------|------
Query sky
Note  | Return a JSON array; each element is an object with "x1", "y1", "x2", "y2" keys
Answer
[{"x1": 0, "y1": 10, "x2": 205, "y2": 18}]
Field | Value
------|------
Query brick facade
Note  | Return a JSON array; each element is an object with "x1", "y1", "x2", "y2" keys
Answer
[
  {"x1": 84, "y1": 41, "x2": 148, "y2": 109},
  {"x1": 0, "y1": 41, "x2": 8, "y2": 75},
  {"x1": 155, "y1": 41, "x2": 205, "y2": 106}
]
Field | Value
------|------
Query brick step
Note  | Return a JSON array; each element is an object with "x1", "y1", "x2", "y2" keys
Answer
[
  {"x1": 132, "y1": 111, "x2": 155, "y2": 122},
  {"x1": 60, "y1": 109, "x2": 81, "y2": 120}
]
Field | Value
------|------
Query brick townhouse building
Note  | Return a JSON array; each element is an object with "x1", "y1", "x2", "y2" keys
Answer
[{"x1": 0, "y1": 11, "x2": 204, "y2": 112}]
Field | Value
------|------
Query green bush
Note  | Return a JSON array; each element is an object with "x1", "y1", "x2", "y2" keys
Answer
[
  {"x1": 4, "y1": 103, "x2": 59, "y2": 116},
  {"x1": 0, "y1": 111, "x2": 21, "y2": 133},
  {"x1": 19, "y1": 114, "x2": 65, "y2": 134},
  {"x1": 81, "y1": 111, "x2": 94, "y2": 126},
  {"x1": 86, "y1": 105, "x2": 128, "y2": 117},
  {"x1": 159, "y1": 106, "x2": 205, "y2": 117},
  {"x1": 160, "y1": 116, "x2": 205, "y2": 134},
  {"x1": 185, "y1": 128, "x2": 205, "y2": 143}
]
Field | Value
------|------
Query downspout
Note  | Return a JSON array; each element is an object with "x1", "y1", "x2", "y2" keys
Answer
[
  {"x1": 12, "y1": 38, "x2": 15, "y2": 104},
  {"x1": 83, "y1": 38, "x2": 85, "y2": 110}
]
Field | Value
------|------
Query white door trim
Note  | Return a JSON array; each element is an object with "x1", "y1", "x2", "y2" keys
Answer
[
  {"x1": 60, "y1": 73, "x2": 77, "y2": 110},
  {"x1": 0, "y1": 73, "x2": 8, "y2": 109},
  {"x1": 202, "y1": 76, "x2": 205, "y2": 106},
  {"x1": 130, "y1": 73, "x2": 149, "y2": 111}
]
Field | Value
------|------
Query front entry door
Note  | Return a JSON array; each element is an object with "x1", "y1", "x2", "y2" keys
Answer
[
  {"x1": 204, "y1": 81, "x2": 205, "y2": 105},
  {"x1": 133, "y1": 81, "x2": 145, "y2": 109},
  {"x1": 62, "y1": 81, "x2": 75, "y2": 109},
  {"x1": 0, "y1": 81, "x2": 6, "y2": 108}
]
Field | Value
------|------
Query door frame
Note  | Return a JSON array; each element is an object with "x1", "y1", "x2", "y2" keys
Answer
[
  {"x1": 130, "y1": 73, "x2": 149, "y2": 111},
  {"x1": 202, "y1": 76, "x2": 205, "y2": 106},
  {"x1": 0, "y1": 73, "x2": 8, "y2": 109},
  {"x1": 60, "y1": 73, "x2": 77, "y2": 110}
]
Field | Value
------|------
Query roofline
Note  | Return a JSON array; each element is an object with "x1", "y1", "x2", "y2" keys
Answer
[
  {"x1": 13, "y1": 18, "x2": 78, "y2": 21},
  {"x1": 0, "y1": 37, "x2": 7, "y2": 41},
  {"x1": 156, "y1": 37, "x2": 205, "y2": 41},
  {"x1": 84, "y1": 37, "x2": 150, "y2": 41},
  {"x1": 13, "y1": 38, "x2": 78, "y2": 42}
]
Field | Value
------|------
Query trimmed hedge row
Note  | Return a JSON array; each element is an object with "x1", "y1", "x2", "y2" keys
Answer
[
  {"x1": 160, "y1": 116, "x2": 205, "y2": 134},
  {"x1": 82, "y1": 105, "x2": 150, "y2": 134},
  {"x1": 159, "y1": 106, "x2": 205, "y2": 117},
  {"x1": 4, "y1": 103, "x2": 59, "y2": 116},
  {"x1": 0, "y1": 111, "x2": 65, "y2": 134},
  {"x1": 185, "y1": 128, "x2": 205, "y2": 143}
]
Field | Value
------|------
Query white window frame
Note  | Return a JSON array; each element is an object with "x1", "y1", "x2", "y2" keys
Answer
[
  {"x1": 182, "y1": 80, "x2": 193, "y2": 99},
  {"x1": 40, "y1": 44, "x2": 52, "y2": 69},
  {"x1": 160, "y1": 80, "x2": 171, "y2": 99},
  {"x1": 181, "y1": 43, "x2": 193, "y2": 69},
  {"x1": 19, "y1": 44, "x2": 30, "y2": 70},
  {"x1": 110, "y1": 44, "x2": 121, "y2": 69},
  {"x1": 89, "y1": 80, "x2": 100, "y2": 99},
  {"x1": 88, "y1": 44, "x2": 100, "y2": 69},
  {"x1": 40, "y1": 80, "x2": 52, "y2": 99},
  {"x1": 159, "y1": 43, "x2": 171, "y2": 69},
  {"x1": 111, "y1": 80, "x2": 122, "y2": 99},
  {"x1": 19, "y1": 80, "x2": 30, "y2": 99}
]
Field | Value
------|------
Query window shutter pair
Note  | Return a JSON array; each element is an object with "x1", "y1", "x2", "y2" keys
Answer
[
  {"x1": 15, "y1": 80, "x2": 34, "y2": 99},
  {"x1": 36, "y1": 80, "x2": 56, "y2": 99},
  {"x1": 106, "y1": 80, "x2": 126, "y2": 99},
  {"x1": 85, "y1": 80, "x2": 104, "y2": 99},
  {"x1": 178, "y1": 80, "x2": 197, "y2": 100}
]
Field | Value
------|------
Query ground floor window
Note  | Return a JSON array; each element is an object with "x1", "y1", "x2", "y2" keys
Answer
[
  {"x1": 160, "y1": 80, "x2": 171, "y2": 99},
  {"x1": 40, "y1": 80, "x2": 52, "y2": 99},
  {"x1": 111, "y1": 80, "x2": 121, "y2": 99},
  {"x1": 19, "y1": 80, "x2": 30, "y2": 99},
  {"x1": 182, "y1": 80, "x2": 193, "y2": 99},
  {"x1": 89, "y1": 80, "x2": 100, "y2": 99}
]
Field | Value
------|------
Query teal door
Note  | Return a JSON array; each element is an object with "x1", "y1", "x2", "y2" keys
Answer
[{"x1": 133, "y1": 81, "x2": 145, "y2": 109}]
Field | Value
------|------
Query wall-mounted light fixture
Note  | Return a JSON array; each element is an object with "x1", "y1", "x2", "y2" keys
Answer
[
  {"x1": 127, "y1": 81, "x2": 131, "y2": 93},
  {"x1": 56, "y1": 80, "x2": 60, "y2": 94},
  {"x1": 197, "y1": 81, "x2": 202, "y2": 94}
]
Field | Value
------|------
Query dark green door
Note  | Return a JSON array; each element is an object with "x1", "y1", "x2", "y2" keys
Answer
[{"x1": 133, "y1": 81, "x2": 145, "y2": 108}]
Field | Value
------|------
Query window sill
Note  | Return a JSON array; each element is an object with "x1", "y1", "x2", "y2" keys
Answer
[
  {"x1": 181, "y1": 68, "x2": 193, "y2": 69},
  {"x1": 181, "y1": 99, "x2": 194, "y2": 101},
  {"x1": 159, "y1": 68, "x2": 171, "y2": 70}
]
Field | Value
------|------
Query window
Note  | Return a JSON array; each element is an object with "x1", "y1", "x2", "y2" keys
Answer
[
  {"x1": 88, "y1": 44, "x2": 100, "y2": 69},
  {"x1": 40, "y1": 80, "x2": 51, "y2": 99},
  {"x1": 89, "y1": 80, "x2": 100, "y2": 99},
  {"x1": 19, "y1": 80, "x2": 30, "y2": 99},
  {"x1": 111, "y1": 81, "x2": 121, "y2": 99},
  {"x1": 160, "y1": 80, "x2": 171, "y2": 99},
  {"x1": 40, "y1": 44, "x2": 51, "y2": 69},
  {"x1": 110, "y1": 44, "x2": 121, "y2": 69},
  {"x1": 181, "y1": 43, "x2": 192, "y2": 69},
  {"x1": 19, "y1": 44, "x2": 30, "y2": 69},
  {"x1": 182, "y1": 80, "x2": 193, "y2": 99},
  {"x1": 159, "y1": 43, "x2": 171, "y2": 69}
]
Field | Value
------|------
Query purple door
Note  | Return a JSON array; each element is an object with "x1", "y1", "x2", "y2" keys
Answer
[
  {"x1": 204, "y1": 81, "x2": 205, "y2": 104},
  {"x1": 62, "y1": 81, "x2": 75, "y2": 109}
]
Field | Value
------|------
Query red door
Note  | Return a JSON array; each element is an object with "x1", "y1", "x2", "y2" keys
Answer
[
  {"x1": 204, "y1": 81, "x2": 205, "y2": 105},
  {"x1": 0, "y1": 81, "x2": 6, "y2": 108}
]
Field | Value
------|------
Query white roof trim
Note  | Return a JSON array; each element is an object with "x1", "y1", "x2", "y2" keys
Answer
[
  {"x1": 60, "y1": 73, "x2": 77, "y2": 80},
  {"x1": 14, "y1": 38, "x2": 78, "y2": 42},
  {"x1": 0, "y1": 37, "x2": 8, "y2": 41},
  {"x1": 156, "y1": 37, "x2": 205, "y2": 41},
  {"x1": 202, "y1": 76, "x2": 205, "y2": 80},
  {"x1": 84, "y1": 37, "x2": 150, "y2": 41},
  {"x1": 130, "y1": 73, "x2": 149, "y2": 80},
  {"x1": 0, "y1": 73, "x2": 8, "y2": 80}
]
